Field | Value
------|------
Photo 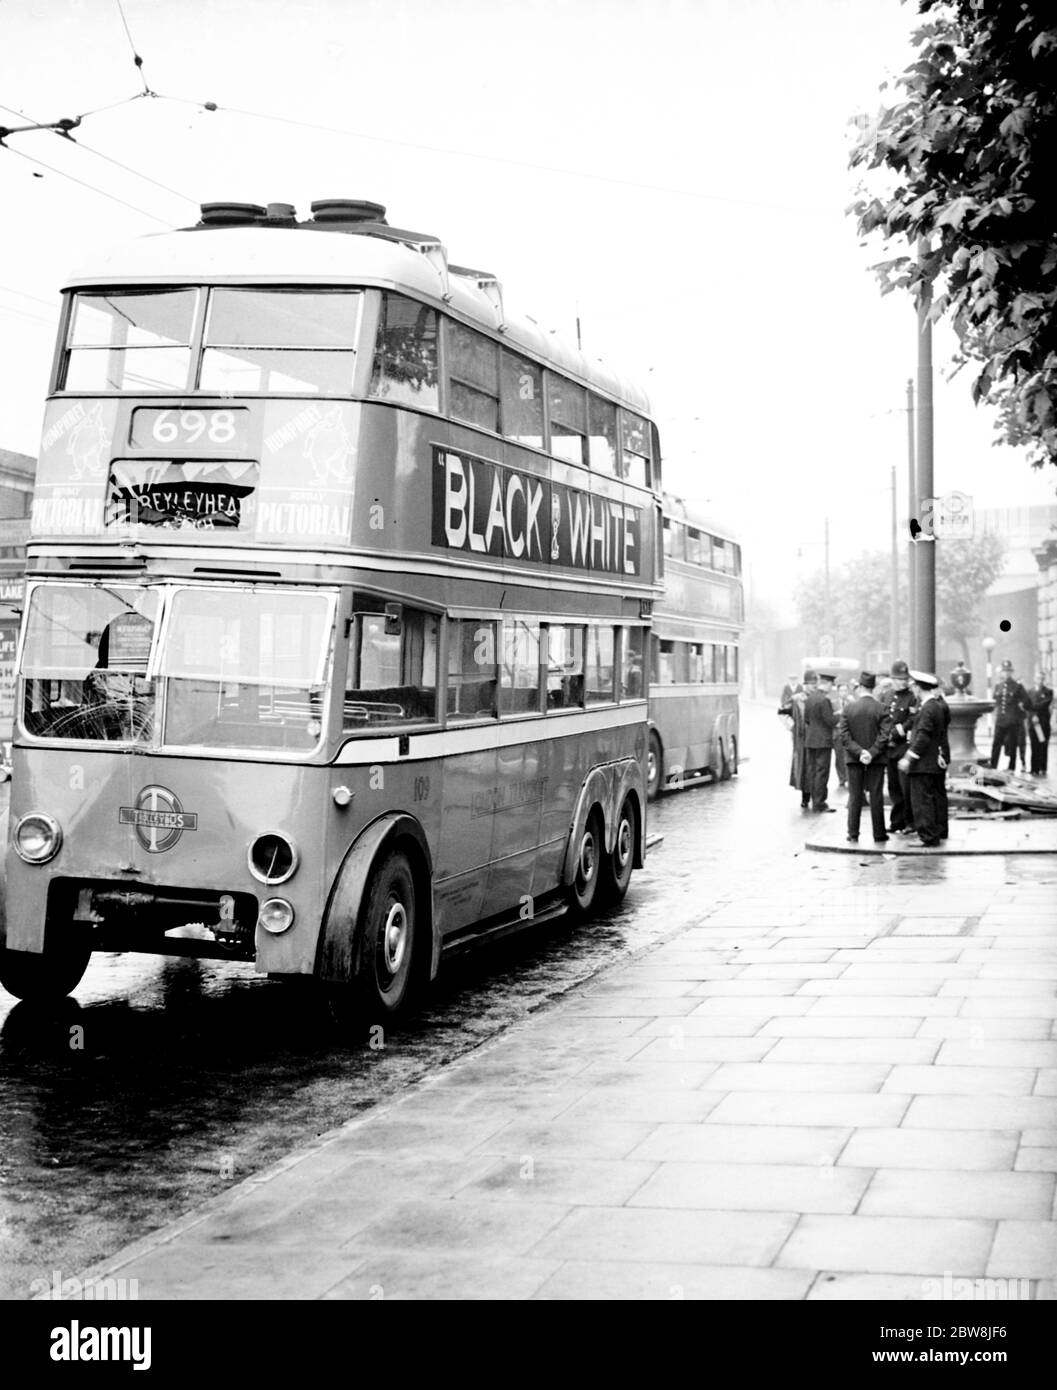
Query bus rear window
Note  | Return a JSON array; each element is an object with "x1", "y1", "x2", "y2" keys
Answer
[
  {"x1": 62, "y1": 290, "x2": 197, "y2": 393},
  {"x1": 200, "y1": 289, "x2": 360, "y2": 394}
]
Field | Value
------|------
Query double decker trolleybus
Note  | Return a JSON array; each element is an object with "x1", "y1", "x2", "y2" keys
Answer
[
  {"x1": 0, "y1": 198, "x2": 662, "y2": 1018},
  {"x1": 646, "y1": 495, "x2": 743, "y2": 798}
]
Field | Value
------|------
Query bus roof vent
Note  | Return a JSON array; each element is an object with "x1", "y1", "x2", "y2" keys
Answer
[
  {"x1": 265, "y1": 202, "x2": 297, "y2": 223},
  {"x1": 198, "y1": 202, "x2": 267, "y2": 226},
  {"x1": 450, "y1": 265, "x2": 505, "y2": 329},
  {"x1": 310, "y1": 199, "x2": 387, "y2": 224}
]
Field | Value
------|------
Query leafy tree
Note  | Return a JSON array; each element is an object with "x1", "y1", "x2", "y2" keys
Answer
[
  {"x1": 794, "y1": 532, "x2": 1004, "y2": 663},
  {"x1": 794, "y1": 550, "x2": 908, "y2": 657},
  {"x1": 935, "y1": 530, "x2": 1007, "y2": 664},
  {"x1": 849, "y1": 2, "x2": 1057, "y2": 465}
]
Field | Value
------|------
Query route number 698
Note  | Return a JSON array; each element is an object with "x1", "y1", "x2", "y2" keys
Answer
[{"x1": 151, "y1": 409, "x2": 237, "y2": 445}]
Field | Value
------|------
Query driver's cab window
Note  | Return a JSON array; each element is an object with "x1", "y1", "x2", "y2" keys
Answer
[{"x1": 343, "y1": 600, "x2": 438, "y2": 729}]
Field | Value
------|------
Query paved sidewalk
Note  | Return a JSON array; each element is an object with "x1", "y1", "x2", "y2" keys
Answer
[
  {"x1": 805, "y1": 806, "x2": 1057, "y2": 855},
  {"x1": 58, "y1": 850, "x2": 1057, "y2": 1301}
]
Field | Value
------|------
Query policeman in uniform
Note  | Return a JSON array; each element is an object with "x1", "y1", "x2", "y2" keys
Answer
[
  {"x1": 990, "y1": 659, "x2": 1028, "y2": 771},
  {"x1": 1025, "y1": 672, "x2": 1053, "y2": 776},
  {"x1": 899, "y1": 670, "x2": 951, "y2": 847},
  {"x1": 885, "y1": 659, "x2": 919, "y2": 834}
]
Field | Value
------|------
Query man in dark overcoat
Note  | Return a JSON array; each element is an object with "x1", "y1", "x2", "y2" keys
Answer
[
  {"x1": 1026, "y1": 672, "x2": 1053, "y2": 776},
  {"x1": 885, "y1": 659, "x2": 919, "y2": 835},
  {"x1": 899, "y1": 670, "x2": 951, "y2": 848},
  {"x1": 838, "y1": 671, "x2": 892, "y2": 843},
  {"x1": 803, "y1": 669, "x2": 837, "y2": 812}
]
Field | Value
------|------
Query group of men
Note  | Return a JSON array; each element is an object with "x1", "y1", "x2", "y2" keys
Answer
[
  {"x1": 990, "y1": 663, "x2": 1053, "y2": 776},
  {"x1": 781, "y1": 660, "x2": 951, "y2": 848}
]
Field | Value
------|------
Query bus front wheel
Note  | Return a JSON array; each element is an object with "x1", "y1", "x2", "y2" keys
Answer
[
  {"x1": 0, "y1": 934, "x2": 92, "y2": 1002},
  {"x1": 356, "y1": 850, "x2": 420, "y2": 1019},
  {"x1": 569, "y1": 809, "x2": 603, "y2": 917},
  {"x1": 646, "y1": 732, "x2": 663, "y2": 801},
  {"x1": 599, "y1": 796, "x2": 637, "y2": 907}
]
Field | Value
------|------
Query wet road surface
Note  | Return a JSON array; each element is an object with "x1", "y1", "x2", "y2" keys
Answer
[{"x1": 0, "y1": 702, "x2": 1009, "y2": 1298}]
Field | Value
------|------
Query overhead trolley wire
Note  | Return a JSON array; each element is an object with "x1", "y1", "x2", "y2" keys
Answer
[
  {"x1": 152, "y1": 94, "x2": 830, "y2": 219},
  {"x1": 0, "y1": 100, "x2": 194, "y2": 217},
  {"x1": 114, "y1": 0, "x2": 152, "y2": 95},
  {"x1": 3, "y1": 143, "x2": 171, "y2": 224}
]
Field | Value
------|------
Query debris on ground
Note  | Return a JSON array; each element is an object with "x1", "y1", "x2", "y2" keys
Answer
[{"x1": 947, "y1": 762, "x2": 1057, "y2": 817}]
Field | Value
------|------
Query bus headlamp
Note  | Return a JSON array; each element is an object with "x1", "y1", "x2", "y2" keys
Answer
[
  {"x1": 248, "y1": 832, "x2": 298, "y2": 885},
  {"x1": 258, "y1": 898, "x2": 295, "y2": 934},
  {"x1": 14, "y1": 813, "x2": 63, "y2": 865}
]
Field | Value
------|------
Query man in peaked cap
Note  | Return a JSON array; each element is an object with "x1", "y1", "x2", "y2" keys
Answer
[
  {"x1": 990, "y1": 659, "x2": 1028, "y2": 771},
  {"x1": 838, "y1": 671, "x2": 892, "y2": 843},
  {"x1": 884, "y1": 659, "x2": 919, "y2": 835},
  {"x1": 899, "y1": 670, "x2": 951, "y2": 847},
  {"x1": 803, "y1": 669, "x2": 838, "y2": 811}
]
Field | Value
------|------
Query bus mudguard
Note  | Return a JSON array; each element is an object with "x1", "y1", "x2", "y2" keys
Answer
[
  {"x1": 562, "y1": 757, "x2": 644, "y2": 885},
  {"x1": 316, "y1": 812, "x2": 436, "y2": 985}
]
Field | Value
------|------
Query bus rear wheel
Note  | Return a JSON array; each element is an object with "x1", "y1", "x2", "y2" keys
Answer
[
  {"x1": 569, "y1": 809, "x2": 603, "y2": 917},
  {"x1": 0, "y1": 934, "x2": 92, "y2": 1002},
  {"x1": 646, "y1": 731, "x2": 663, "y2": 801},
  {"x1": 356, "y1": 850, "x2": 420, "y2": 1020},
  {"x1": 599, "y1": 796, "x2": 636, "y2": 907}
]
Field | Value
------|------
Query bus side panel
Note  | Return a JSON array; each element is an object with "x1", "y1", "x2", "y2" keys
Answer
[
  {"x1": 484, "y1": 733, "x2": 545, "y2": 917},
  {"x1": 432, "y1": 741, "x2": 496, "y2": 936}
]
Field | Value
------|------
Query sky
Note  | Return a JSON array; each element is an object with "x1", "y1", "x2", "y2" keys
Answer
[{"x1": 1, "y1": 0, "x2": 1055, "y2": 621}]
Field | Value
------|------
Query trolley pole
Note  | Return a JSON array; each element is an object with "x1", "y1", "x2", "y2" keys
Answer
[
  {"x1": 906, "y1": 377, "x2": 916, "y2": 668},
  {"x1": 915, "y1": 261, "x2": 936, "y2": 673},
  {"x1": 890, "y1": 461, "x2": 899, "y2": 666}
]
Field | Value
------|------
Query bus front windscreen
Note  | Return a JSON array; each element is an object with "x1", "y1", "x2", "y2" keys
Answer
[
  {"x1": 158, "y1": 587, "x2": 334, "y2": 752},
  {"x1": 21, "y1": 583, "x2": 160, "y2": 743}
]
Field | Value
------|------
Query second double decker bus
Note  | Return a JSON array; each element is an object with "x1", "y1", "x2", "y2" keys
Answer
[
  {"x1": 647, "y1": 495, "x2": 743, "y2": 797},
  {"x1": 0, "y1": 198, "x2": 662, "y2": 1020}
]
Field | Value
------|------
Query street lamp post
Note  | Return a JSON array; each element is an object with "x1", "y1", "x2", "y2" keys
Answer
[{"x1": 982, "y1": 636, "x2": 996, "y2": 737}]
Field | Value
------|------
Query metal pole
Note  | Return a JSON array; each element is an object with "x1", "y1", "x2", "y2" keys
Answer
[
  {"x1": 916, "y1": 250, "x2": 936, "y2": 673},
  {"x1": 906, "y1": 377, "x2": 916, "y2": 667},
  {"x1": 890, "y1": 462, "x2": 899, "y2": 665},
  {"x1": 823, "y1": 516, "x2": 831, "y2": 640}
]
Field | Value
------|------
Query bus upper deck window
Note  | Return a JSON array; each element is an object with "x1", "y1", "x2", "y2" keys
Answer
[
  {"x1": 548, "y1": 375, "x2": 587, "y2": 467},
  {"x1": 500, "y1": 352, "x2": 543, "y2": 448},
  {"x1": 448, "y1": 322, "x2": 499, "y2": 432},
  {"x1": 369, "y1": 294, "x2": 439, "y2": 410},
  {"x1": 588, "y1": 396, "x2": 618, "y2": 475},
  {"x1": 621, "y1": 412, "x2": 651, "y2": 487},
  {"x1": 200, "y1": 289, "x2": 360, "y2": 395},
  {"x1": 62, "y1": 290, "x2": 197, "y2": 393}
]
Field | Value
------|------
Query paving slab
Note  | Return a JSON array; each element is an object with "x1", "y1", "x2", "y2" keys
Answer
[{"x1": 56, "y1": 805, "x2": 1057, "y2": 1302}]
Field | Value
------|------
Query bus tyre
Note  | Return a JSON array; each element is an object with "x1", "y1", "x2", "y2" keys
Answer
[
  {"x1": 729, "y1": 736, "x2": 739, "y2": 777},
  {"x1": 599, "y1": 796, "x2": 636, "y2": 907},
  {"x1": 646, "y1": 731, "x2": 663, "y2": 801},
  {"x1": 569, "y1": 809, "x2": 604, "y2": 918},
  {"x1": 356, "y1": 850, "x2": 419, "y2": 1019},
  {"x1": 0, "y1": 936, "x2": 92, "y2": 1002}
]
